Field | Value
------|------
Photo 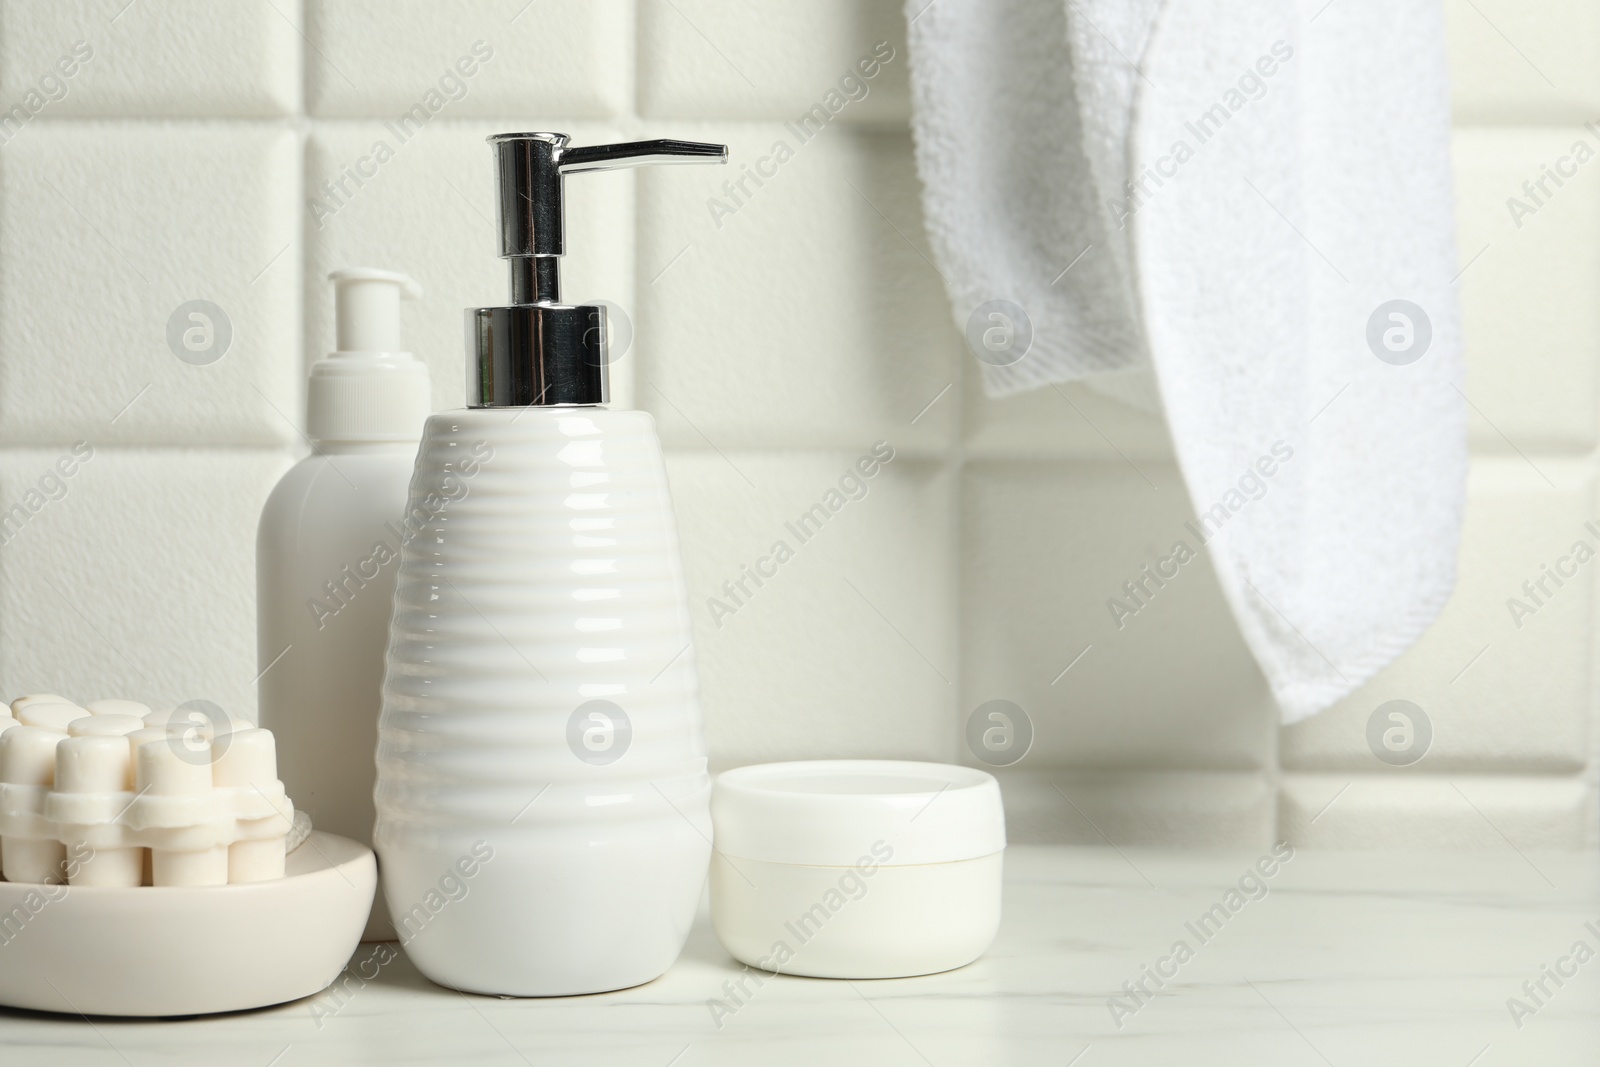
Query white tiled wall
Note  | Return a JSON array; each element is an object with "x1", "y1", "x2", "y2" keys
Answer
[
  {"x1": 0, "y1": 0, "x2": 1592, "y2": 849},
  {"x1": 1274, "y1": 0, "x2": 1600, "y2": 851}
]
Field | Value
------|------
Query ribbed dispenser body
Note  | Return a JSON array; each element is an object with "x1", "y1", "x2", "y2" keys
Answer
[{"x1": 374, "y1": 406, "x2": 710, "y2": 996}]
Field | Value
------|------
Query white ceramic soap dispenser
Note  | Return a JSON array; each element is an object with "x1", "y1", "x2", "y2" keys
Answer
[
  {"x1": 258, "y1": 268, "x2": 429, "y2": 940},
  {"x1": 375, "y1": 133, "x2": 726, "y2": 996}
]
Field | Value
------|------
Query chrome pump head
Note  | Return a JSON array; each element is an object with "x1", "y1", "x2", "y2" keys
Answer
[{"x1": 468, "y1": 132, "x2": 728, "y2": 407}]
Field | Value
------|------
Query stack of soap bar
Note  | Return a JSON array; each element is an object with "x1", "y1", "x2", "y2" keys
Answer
[{"x1": 0, "y1": 696, "x2": 295, "y2": 888}]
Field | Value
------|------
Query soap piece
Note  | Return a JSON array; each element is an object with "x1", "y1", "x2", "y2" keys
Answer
[
  {"x1": 86, "y1": 699, "x2": 152, "y2": 718},
  {"x1": 0, "y1": 838, "x2": 66, "y2": 885},
  {"x1": 142, "y1": 706, "x2": 208, "y2": 730},
  {"x1": 0, "y1": 695, "x2": 297, "y2": 889},
  {"x1": 150, "y1": 844, "x2": 228, "y2": 888},
  {"x1": 0, "y1": 725, "x2": 60, "y2": 786},
  {"x1": 18, "y1": 703, "x2": 86, "y2": 734},
  {"x1": 11, "y1": 694, "x2": 69, "y2": 716},
  {"x1": 56, "y1": 735, "x2": 130, "y2": 793},
  {"x1": 125, "y1": 726, "x2": 173, "y2": 751},
  {"x1": 124, "y1": 726, "x2": 172, "y2": 782},
  {"x1": 135, "y1": 739, "x2": 226, "y2": 887},
  {"x1": 69, "y1": 714, "x2": 145, "y2": 739},
  {"x1": 212, "y1": 728, "x2": 277, "y2": 789},
  {"x1": 135, "y1": 733, "x2": 214, "y2": 795},
  {"x1": 122, "y1": 727, "x2": 178, "y2": 798},
  {"x1": 215, "y1": 729, "x2": 288, "y2": 883},
  {"x1": 54, "y1": 735, "x2": 142, "y2": 887},
  {"x1": 143, "y1": 708, "x2": 223, "y2": 766},
  {"x1": 83, "y1": 726, "x2": 139, "y2": 785},
  {"x1": 0, "y1": 726, "x2": 67, "y2": 883},
  {"x1": 140, "y1": 707, "x2": 182, "y2": 730},
  {"x1": 143, "y1": 705, "x2": 243, "y2": 739}
]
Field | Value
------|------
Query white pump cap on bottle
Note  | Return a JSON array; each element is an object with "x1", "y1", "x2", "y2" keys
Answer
[{"x1": 308, "y1": 268, "x2": 431, "y2": 442}]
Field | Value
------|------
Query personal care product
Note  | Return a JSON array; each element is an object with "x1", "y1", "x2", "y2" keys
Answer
[
  {"x1": 375, "y1": 132, "x2": 725, "y2": 996},
  {"x1": 710, "y1": 760, "x2": 1006, "y2": 979},
  {"x1": 257, "y1": 268, "x2": 429, "y2": 938},
  {"x1": 0, "y1": 699, "x2": 292, "y2": 887}
]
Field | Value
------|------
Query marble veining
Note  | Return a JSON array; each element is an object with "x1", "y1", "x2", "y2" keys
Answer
[{"x1": 1, "y1": 845, "x2": 1597, "y2": 1064}]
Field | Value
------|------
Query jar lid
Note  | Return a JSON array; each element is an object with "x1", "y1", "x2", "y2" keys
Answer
[{"x1": 712, "y1": 760, "x2": 1006, "y2": 867}]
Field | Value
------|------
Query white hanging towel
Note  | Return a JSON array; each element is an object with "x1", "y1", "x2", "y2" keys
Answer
[{"x1": 905, "y1": 0, "x2": 1466, "y2": 722}]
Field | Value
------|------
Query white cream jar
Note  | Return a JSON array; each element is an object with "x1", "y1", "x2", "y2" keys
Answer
[{"x1": 710, "y1": 760, "x2": 1006, "y2": 980}]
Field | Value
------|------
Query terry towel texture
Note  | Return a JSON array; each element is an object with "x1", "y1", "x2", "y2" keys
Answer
[{"x1": 906, "y1": 0, "x2": 1466, "y2": 722}]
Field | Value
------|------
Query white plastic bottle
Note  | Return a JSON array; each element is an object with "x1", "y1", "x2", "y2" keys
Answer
[
  {"x1": 375, "y1": 133, "x2": 726, "y2": 995},
  {"x1": 257, "y1": 268, "x2": 429, "y2": 941}
]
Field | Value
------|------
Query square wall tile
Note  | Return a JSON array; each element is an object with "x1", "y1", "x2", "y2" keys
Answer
[
  {"x1": 305, "y1": 0, "x2": 629, "y2": 118},
  {"x1": 1444, "y1": 0, "x2": 1600, "y2": 124},
  {"x1": 638, "y1": 0, "x2": 909, "y2": 123},
  {"x1": 1454, "y1": 128, "x2": 1600, "y2": 453},
  {"x1": 0, "y1": 448, "x2": 291, "y2": 720},
  {"x1": 666, "y1": 450, "x2": 956, "y2": 767},
  {"x1": 0, "y1": 0, "x2": 300, "y2": 117},
  {"x1": 962, "y1": 461, "x2": 1277, "y2": 773},
  {"x1": 1281, "y1": 458, "x2": 1593, "y2": 774},
  {"x1": 0, "y1": 124, "x2": 301, "y2": 446},
  {"x1": 637, "y1": 124, "x2": 960, "y2": 451},
  {"x1": 306, "y1": 120, "x2": 630, "y2": 413},
  {"x1": 1281, "y1": 774, "x2": 1591, "y2": 851},
  {"x1": 996, "y1": 770, "x2": 1274, "y2": 848}
]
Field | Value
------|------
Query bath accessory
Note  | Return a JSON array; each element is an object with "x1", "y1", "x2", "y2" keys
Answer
[
  {"x1": 710, "y1": 760, "x2": 1006, "y2": 979},
  {"x1": 258, "y1": 267, "x2": 430, "y2": 939},
  {"x1": 0, "y1": 830, "x2": 374, "y2": 1017},
  {"x1": 375, "y1": 132, "x2": 726, "y2": 997},
  {"x1": 12, "y1": 693, "x2": 71, "y2": 713},
  {"x1": 17, "y1": 702, "x2": 83, "y2": 733},
  {"x1": 905, "y1": 0, "x2": 1464, "y2": 721},
  {"x1": 0, "y1": 702, "x2": 292, "y2": 887},
  {"x1": 85, "y1": 698, "x2": 151, "y2": 717}
]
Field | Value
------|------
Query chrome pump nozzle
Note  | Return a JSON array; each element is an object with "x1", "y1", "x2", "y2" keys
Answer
[{"x1": 467, "y1": 132, "x2": 728, "y2": 407}]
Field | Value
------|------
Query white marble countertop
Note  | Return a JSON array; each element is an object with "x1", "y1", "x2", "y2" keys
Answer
[{"x1": 4, "y1": 844, "x2": 1598, "y2": 1065}]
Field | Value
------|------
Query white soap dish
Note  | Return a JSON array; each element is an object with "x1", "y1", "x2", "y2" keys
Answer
[{"x1": 0, "y1": 831, "x2": 375, "y2": 1017}]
